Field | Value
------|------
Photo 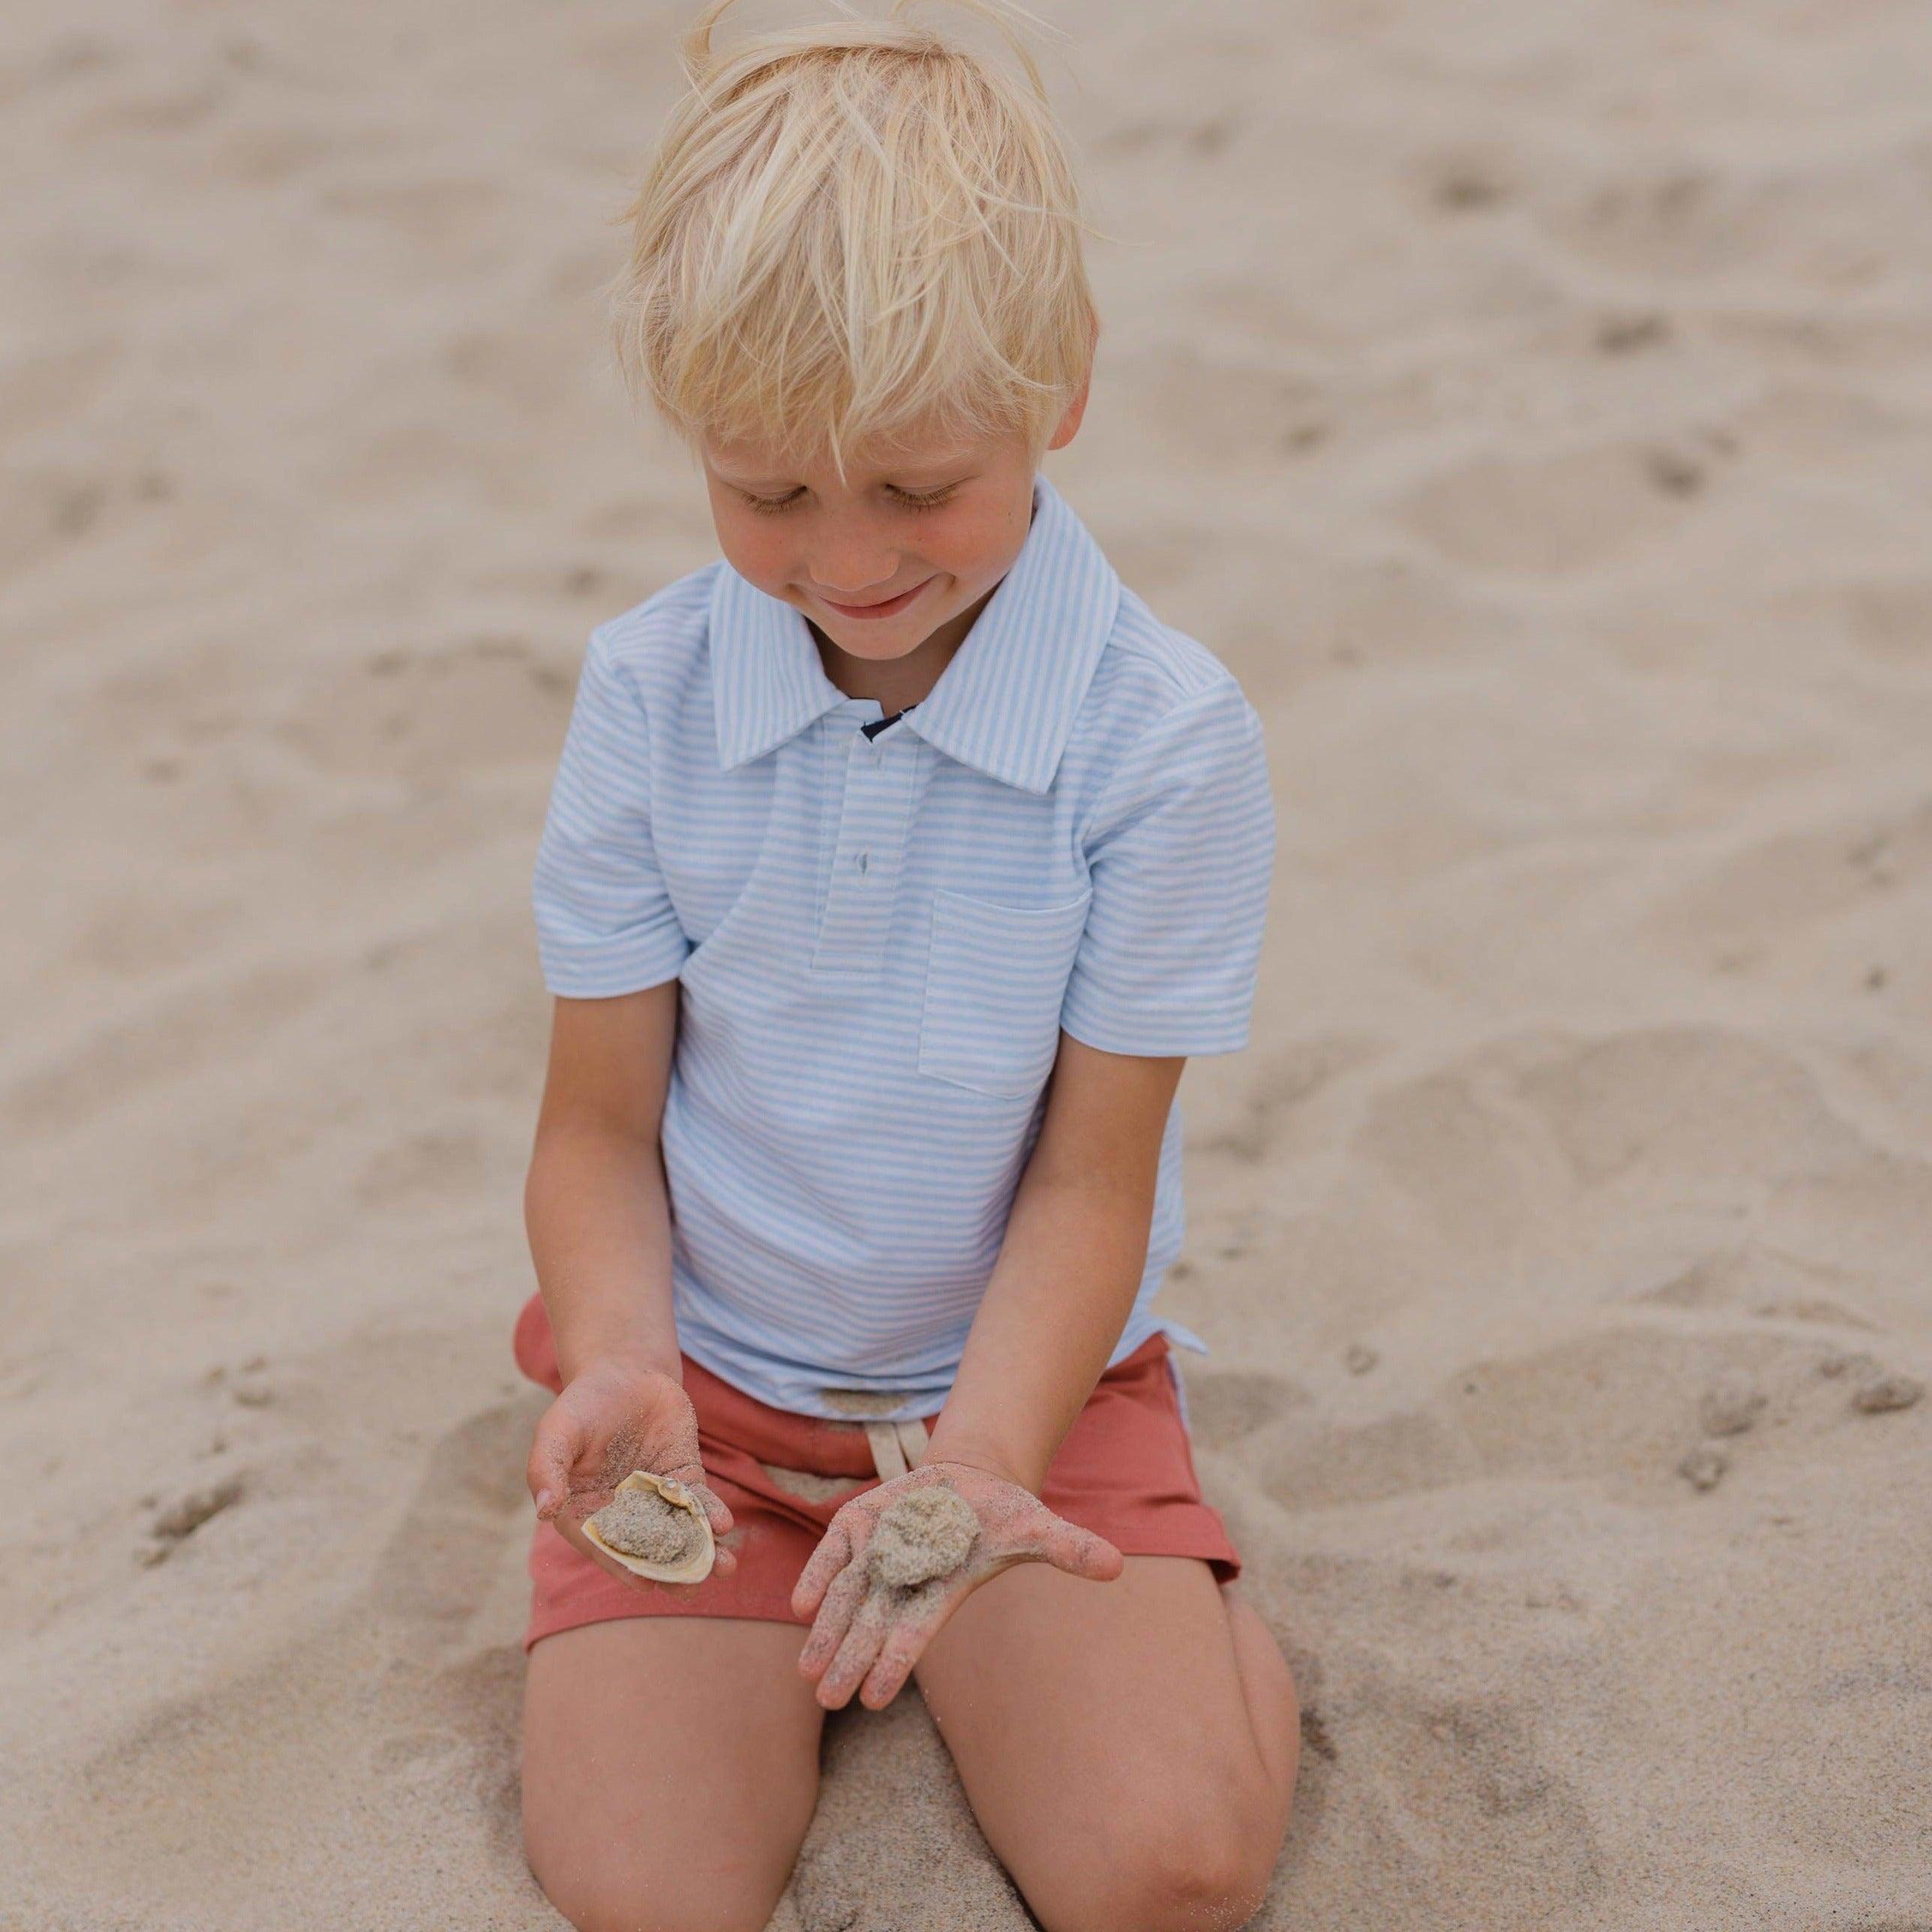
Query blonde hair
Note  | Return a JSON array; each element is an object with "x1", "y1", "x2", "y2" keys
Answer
[{"x1": 608, "y1": 0, "x2": 1098, "y2": 469}]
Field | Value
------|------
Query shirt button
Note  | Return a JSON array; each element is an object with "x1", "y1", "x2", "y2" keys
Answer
[{"x1": 855, "y1": 850, "x2": 871, "y2": 874}]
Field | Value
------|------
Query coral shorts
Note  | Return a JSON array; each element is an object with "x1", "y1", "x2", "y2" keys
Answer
[{"x1": 512, "y1": 1292, "x2": 1240, "y2": 1651}]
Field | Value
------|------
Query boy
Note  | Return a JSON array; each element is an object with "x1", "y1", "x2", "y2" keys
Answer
[{"x1": 514, "y1": 4, "x2": 1299, "y2": 1928}]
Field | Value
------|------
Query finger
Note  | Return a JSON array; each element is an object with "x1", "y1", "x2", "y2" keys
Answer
[
  {"x1": 815, "y1": 1589, "x2": 892, "y2": 1711},
  {"x1": 791, "y1": 1516, "x2": 855, "y2": 1621},
  {"x1": 526, "y1": 1407, "x2": 585, "y2": 1518},
  {"x1": 797, "y1": 1561, "x2": 872, "y2": 1681},
  {"x1": 682, "y1": 1475, "x2": 736, "y2": 1542},
  {"x1": 1036, "y1": 1514, "x2": 1124, "y2": 1583},
  {"x1": 858, "y1": 1594, "x2": 948, "y2": 1710}
]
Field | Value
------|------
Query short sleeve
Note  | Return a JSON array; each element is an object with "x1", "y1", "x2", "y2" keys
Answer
[
  {"x1": 1059, "y1": 676, "x2": 1276, "y2": 1058},
  {"x1": 530, "y1": 627, "x2": 691, "y2": 998}
]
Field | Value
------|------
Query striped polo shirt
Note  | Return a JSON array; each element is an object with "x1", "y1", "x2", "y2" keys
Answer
[{"x1": 532, "y1": 474, "x2": 1276, "y2": 1418}]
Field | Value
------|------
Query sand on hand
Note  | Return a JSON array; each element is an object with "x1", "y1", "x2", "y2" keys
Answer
[
  {"x1": 868, "y1": 1488, "x2": 980, "y2": 1591},
  {"x1": 588, "y1": 1484, "x2": 704, "y2": 1568},
  {"x1": 582, "y1": 1472, "x2": 716, "y2": 1582}
]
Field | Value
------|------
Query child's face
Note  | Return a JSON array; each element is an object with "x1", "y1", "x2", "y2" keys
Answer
[{"x1": 699, "y1": 397, "x2": 1084, "y2": 667}]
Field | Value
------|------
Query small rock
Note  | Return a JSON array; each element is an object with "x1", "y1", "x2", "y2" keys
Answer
[
  {"x1": 1852, "y1": 1372, "x2": 1923, "y2": 1416},
  {"x1": 1700, "y1": 1368, "x2": 1766, "y2": 1438},
  {"x1": 1646, "y1": 447, "x2": 1706, "y2": 496},
  {"x1": 1344, "y1": 1342, "x2": 1378, "y2": 1376},
  {"x1": 1678, "y1": 1444, "x2": 1728, "y2": 1492},
  {"x1": 1298, "y1": 1705, "x2": 1339, "y2": 1763},
  {"x1": 232, "y1": 1384, "x2": 274, "y2": 1408},
  {"x1": 152, "y1": 1477, "x2": 244, "y2": 1542}
]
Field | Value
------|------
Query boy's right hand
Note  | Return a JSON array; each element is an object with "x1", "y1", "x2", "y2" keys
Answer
[{"x1": 525, "y1": 1360, "x2": 737, "y2": 1589}]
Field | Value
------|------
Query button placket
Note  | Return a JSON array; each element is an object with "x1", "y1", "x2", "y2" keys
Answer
[{"x1": 813, "y1": 727, "x2": 915, "y2": 970}]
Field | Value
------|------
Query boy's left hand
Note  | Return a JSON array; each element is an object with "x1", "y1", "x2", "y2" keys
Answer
[{"x1": 791, "y1": 1460, "x2": 1123, "y2": 1711}]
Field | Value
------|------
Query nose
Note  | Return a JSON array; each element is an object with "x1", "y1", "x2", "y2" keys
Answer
[{"x1": 808, "y1": 519, "x2": 900, "y2": 599}]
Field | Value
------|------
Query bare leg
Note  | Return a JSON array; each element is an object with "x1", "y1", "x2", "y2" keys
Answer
[
  {"x1": 522, "y1": 1617, "x2": 824, "y2": 1932},
  {"x1": 914, "y1": 1557, "x2": 1298, "y2": 1932}
]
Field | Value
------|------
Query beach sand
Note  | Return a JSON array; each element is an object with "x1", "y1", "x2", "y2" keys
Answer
[{"x1": 2, "y1": 0, "x2": 1929, "y2": 1924}]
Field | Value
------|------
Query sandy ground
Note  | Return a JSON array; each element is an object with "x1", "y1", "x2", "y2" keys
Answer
[{"x1": 4, "y1": 1, "x2": 1930, "y2": 1926}]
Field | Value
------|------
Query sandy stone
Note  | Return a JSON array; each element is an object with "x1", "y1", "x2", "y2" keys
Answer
[
  {"x1": 1678, "y1": 1445, "x2": 1729, "y2": 1492},
  {"x1": 152, "y1": 1478, "x2": 245, "y2": 1542},
  {"x1": 1852, "y1": 1372, "x2": 1923, "y2": 1416},
  {"x1": 1699, "y1": 1369, "x2": 1766, "y2": 1438}
]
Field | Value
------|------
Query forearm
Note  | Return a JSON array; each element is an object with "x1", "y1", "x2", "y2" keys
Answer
[
  {"x1": 926, "y1": 1163, "x2": 1156, "y2": 1492},
  {"x1": 524, "y1": 1120, "x2": 681, "y2": 1383}
]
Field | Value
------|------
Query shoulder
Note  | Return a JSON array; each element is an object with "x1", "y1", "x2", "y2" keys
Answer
[
  {"x1": 583, "y1": 563, "x2": 724, "y2": 699},
  {"x1": 1102, "y1": 587, "x2": 1248, "y2": 710},
  {"x1": 1066, "y1": 586, "x2": 1265, "y2": 798}
]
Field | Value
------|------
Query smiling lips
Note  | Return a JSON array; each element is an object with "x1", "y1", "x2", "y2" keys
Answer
[{"x1": 814, "y1": 576, "x2": 934, "y2": 620}]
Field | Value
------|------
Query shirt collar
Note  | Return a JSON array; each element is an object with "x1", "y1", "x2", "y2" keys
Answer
[{"x1": 708, "y1": 474, "x2": 1120, "y2": 795}]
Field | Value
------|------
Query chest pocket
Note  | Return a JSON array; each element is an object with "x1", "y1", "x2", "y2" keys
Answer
[{"x1": 918, "y1": 886, "x2": 1094, "y2": 1099}]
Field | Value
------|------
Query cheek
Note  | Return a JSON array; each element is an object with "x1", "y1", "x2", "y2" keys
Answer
[
  {"x1": 929, "y1": 505, "x2": 1026, "y2": 586},
  {"x1": 712, "y1": 508, "x2": 794, "y2": 595}
]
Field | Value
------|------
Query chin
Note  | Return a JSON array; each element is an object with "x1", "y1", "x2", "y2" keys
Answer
[{"x1": 828, "y1": 629, "x2": 924, "y2": 662}]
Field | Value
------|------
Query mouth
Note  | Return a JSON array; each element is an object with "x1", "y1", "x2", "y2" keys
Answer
[{"x1": 814, "y1": 576, "x2": 934, "y2": 621}]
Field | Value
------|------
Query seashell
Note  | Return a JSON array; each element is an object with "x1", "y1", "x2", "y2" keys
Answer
[{"x1": 583, "y1": 1471, "x2": 716, "y2": 1584}]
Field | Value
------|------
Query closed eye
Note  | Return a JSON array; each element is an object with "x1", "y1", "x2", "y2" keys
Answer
[
  {"x1": 737, "y1": 487, "x2": 807, "y2": 515},
  {"x1": 730, "y1": 481, "x2": 958, "y2": 514}
]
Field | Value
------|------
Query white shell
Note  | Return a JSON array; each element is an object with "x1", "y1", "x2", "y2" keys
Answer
[{"x1": 583, "y1": 1471, "x2": 716, "y2": 1585}]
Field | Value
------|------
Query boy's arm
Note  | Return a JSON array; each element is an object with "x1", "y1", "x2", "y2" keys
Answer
[
  {"x1": 793, "y1": 1034, "x2": 1180, "y2": 1709},
  {"x1": 925, "y1": 1034, "x2": 1185, "y2": 1490},
  {"x1": 525, "y1": 986, "x2": 684, "y2": 1384},
  {"x1": 522, "y1": 986, "x2": 737, "y2": 1578}
]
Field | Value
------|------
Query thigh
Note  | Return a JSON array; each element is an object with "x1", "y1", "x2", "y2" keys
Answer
[
  {"x1": 914, "y1": 1557, "x2": 1298, "y2": 1932},
  {"x1": 523, "y1": 1616, "x2": 824, "y2": 1932}
]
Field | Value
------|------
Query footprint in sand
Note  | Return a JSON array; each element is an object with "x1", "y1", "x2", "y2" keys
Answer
[
  {"x1": 1196, "y1": 1033, "x2": 1382, "y2": 1166},
  {"x1": 1540, "y1": 152, "x2": 1930, "y2": 288},
  {"x1": 370, "y1": 1398, "x2": 537, "y2": 1630},
  {"x1": 1184, "y1": 1370, "x2": 1304, "y2": 1451},
  {"x1": 1258, "y1": 1325, "x2": 1846, "y2": 1513},
  {"x1": 1327, "y1": 1676, "x2": 1602, "y2": 1921},
  {"x1": 355, "y1": 1126, "x2": 494, "y2": 1211},
  {"x1": 1396, "y1": 442, "x2": 1701, "y2": 578},
  {"x1": 273, "y1": 634, "x2": 574, "y2": 782},
  {"x1": 1642, "y1": 796, "x2": 1932, "y2": 971},
  {"x1": 4, "y1": 958, "x2": 328, "y2": 1138}
]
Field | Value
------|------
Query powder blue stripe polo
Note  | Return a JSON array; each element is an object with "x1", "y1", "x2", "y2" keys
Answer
[{"x1": 532, "y1": 475, "x2": 1276, "y2": 1419}]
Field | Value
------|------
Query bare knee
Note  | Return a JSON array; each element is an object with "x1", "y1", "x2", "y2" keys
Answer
[
  {"x1": 524, "y1": 1824, "x2": 786, "y2": 1932},
  {"x1": 1027, "y1": 1804, "x2": 1275, "y2": 1932}
]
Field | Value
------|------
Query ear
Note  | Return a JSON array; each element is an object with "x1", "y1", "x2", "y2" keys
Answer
[{"x1": 1046, "y1": 364, "x2": 1093, "y2": 452}]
